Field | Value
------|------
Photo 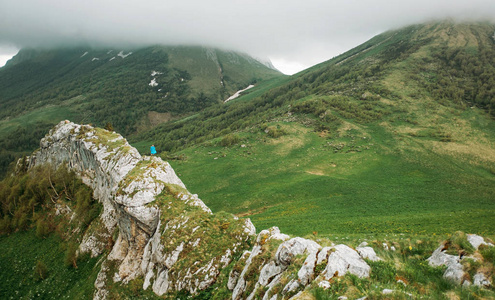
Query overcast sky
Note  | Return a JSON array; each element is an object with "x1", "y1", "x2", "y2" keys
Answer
[{"x1": 1, "y1": 0, "x2": 495, "y2": 74}]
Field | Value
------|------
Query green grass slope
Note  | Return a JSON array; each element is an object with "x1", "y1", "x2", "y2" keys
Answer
[
  {"x1": 0, "y1": 230, "x2": 100, "y2": 299},
  {"x1": 138, "y1": 21, "x2": 495, "y2": 237}
]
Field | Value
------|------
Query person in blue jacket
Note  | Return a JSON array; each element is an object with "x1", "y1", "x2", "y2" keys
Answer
[{"x1": 150, "y1": 144, "x2": 157, "y2": 155}]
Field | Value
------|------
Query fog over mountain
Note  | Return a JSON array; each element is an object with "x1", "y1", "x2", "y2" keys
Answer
[{"x1": 1, "y1": 0, "x2": 495, "y2": 74}]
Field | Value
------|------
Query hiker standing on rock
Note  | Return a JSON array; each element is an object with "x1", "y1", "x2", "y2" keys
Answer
[{"x1": 150, "y1": 144, "x2": 157, "y2": 156}]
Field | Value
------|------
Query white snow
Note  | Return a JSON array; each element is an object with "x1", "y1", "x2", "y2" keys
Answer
[
  {"x1": 92, "y1": 57, "x2": 99, "y2": 61},
  {"x1": 224, "y1": 85, "x2": 255, "y2": 102},
  {"x1": 118, "y1": 51, "x2": 133, "y2": 59},
  {"x1": 151, "y1": 71, "x2": 163, "y2": 77},
  {"x1": 109, "y1": 57, "x2": 116, "y2": 61},
  {"x1": 149, "y1": 78, "x2": 158, "y2": 87},
  {"x1": 81, "y1": 51, "x2": 89, "y2": 58},
  {"x1": 107, "y1": 50, "x2": 113, "y2": 54}
]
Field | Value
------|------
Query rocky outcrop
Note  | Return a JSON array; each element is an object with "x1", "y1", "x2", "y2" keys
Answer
[
  {"x1": 427, "y1": 246, "x2": 465, "y2": 284},
  {"x1": 427, "y1": 234, "x2": 494, "y2": 287},
  {"x1": 26, "y1": 121, "x2": 253, "y2": 298},
  {"x1": 227, "y1": 229, "x2": 374, "y2": 300},
  {"x1": 25, "y1": 121, "x2": 381, "y2": 299}
]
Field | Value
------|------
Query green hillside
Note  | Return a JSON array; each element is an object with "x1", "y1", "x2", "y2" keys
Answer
[
  {"x1": 0, "y1": 46, "x2": 283, "y2": 176},
  {"x1": 136, "y1": 21, "x2": 495, "y2": 237},
  {"x1": 1, "y1": 21, "x2": 495, "y2": 299}
]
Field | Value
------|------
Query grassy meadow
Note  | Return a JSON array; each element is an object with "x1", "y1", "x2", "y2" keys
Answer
[
  {"x1": 166, "y1": 113, "x2": 495, "y2": 237},
  {"x1": 0, "y1": 230, "x2": 100, "y2": 299}
]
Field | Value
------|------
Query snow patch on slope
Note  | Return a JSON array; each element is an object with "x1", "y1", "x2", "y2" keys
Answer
[
  {"x1": 224, "y1": 85, "x2": 255, "y2": 102},
  {"x1": 149, "y1": 71, "x2": 163, "y2": 88},
  {"x1": 149, "y1": 78, "x2": 158, "y2": 87},
  {"x1": 151, "y1": 71, "x2": 163, "y2": 77},
  {"x1": 118, "y1": 51, "x2": 133, "y2": 59}
]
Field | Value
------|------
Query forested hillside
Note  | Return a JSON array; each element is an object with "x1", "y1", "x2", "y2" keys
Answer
[
  {"x1": 138, "y1": 22, "x2": 495, "y2": 153},
  {"x1": 0, "y1": 46, "x2": 282, "y2": 176}
]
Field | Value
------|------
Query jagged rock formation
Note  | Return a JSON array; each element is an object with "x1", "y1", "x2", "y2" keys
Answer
[{"x1": 21, "y1": 121, "x2": 495, "y2": 299}]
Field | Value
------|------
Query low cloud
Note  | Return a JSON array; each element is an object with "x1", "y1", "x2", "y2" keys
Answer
[{"x1": 1, "y1": 0, "x2": 495, "y2": 73}]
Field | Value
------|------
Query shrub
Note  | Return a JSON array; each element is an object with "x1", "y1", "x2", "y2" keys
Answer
[
  {"x1": 36, "y1": 219, "x2": 51, "y2": 238},
  {"x1": 34, "y1": 260, "x2": 49, "y2": 281},
  {"x1": 264, "y1": 126, "x2": 286, "y2": 138},
  {"x1": 369, "y1": 260, "x2": 396, "y2": 283},
  {"x1": 219, "y1": 134, "x2": 240, "y2": 147},
  {"x1": 64, "y1": 242, "x2": 78, "y2": 268}
]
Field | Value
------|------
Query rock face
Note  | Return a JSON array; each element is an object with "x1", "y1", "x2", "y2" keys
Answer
[{"x1": 26, "y1": 121, "x2": 379, "y2": 299}]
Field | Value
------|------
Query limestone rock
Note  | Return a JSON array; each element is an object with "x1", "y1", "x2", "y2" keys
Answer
[
  {"x1": 318, "y1": 281, "x2": 331, "y2": 289},
  {"x1": 233, "y1": 229, "x2": 306, "y2": 300},
  {"x1": 228, "y1": 251, "x2": 251, "y2": 291},
  {"x1": 276, "y1": 237, "x2": 320, "y2": 266},
  {"x1": 244, "y1": 219, "x2": 257, "y2": 236},
  {"x1": 259, "y1": 261, "x2": 285, "y2": 286},
  {"x1": 358, "y1": 242, "x2": 368, "y2": 247},
  {"x1": 320, "y1": 245, "x2": 370, "y2": 280},
  {"x1": 257, "y1": 238, "x2": 320, "y2": 296},
  {"x1": 283, "y1": 279, "x2": 300, "y2": 294},
  {"x1": 382, "y1": 289, "x2": 394, "y2": 294},
  {"x1": 297, "y1": 249, "x2": 320, "y2": 286},
  {"x1": 152, "y1": 269, "x2": 170, "y2": 296},
  {"x1": 232, "y1": 245, "x2": 263, "y2": 300},
  {"x1": 467, "y1": 234, "x2": 494, "y2": 250},
  {"x1": 444, "y1": 262, "x2": 464, "y2": 284},
  {"x1": 356, "y1": 246, "x2": 382, "y2": 262},
  {"x1": 317, "y1": 247, "x2": 333, "y2": 264},
  {"x1": 257, "y1": 227, "x2": 290, "y2": 244},
  {"x1": 262, "y1": 274, "x2": 283, "y2": 300},
  {"x1": 473, "y1": 273, "x2": 491, "y2": 288},
  {"x1": 428, "y1": 246, "x2": 459, "y2": 267},
  {"x1": 427, "y1": 244, "x2": 464, "y2": 284}
]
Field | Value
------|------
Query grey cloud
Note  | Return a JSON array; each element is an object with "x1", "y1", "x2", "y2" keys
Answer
[{"x1": 1, "y1": 0, "x2": 495, "y2": 73}]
